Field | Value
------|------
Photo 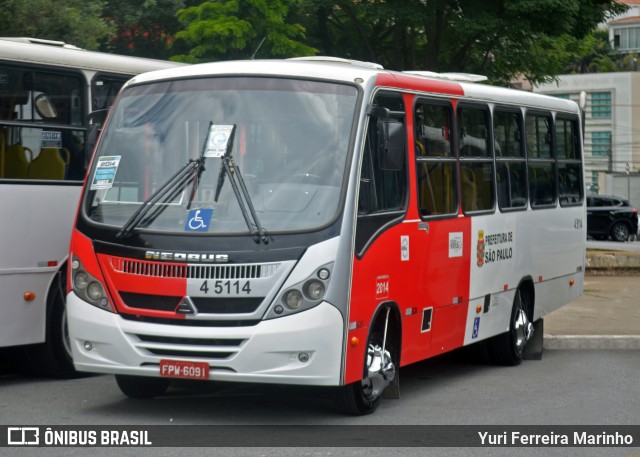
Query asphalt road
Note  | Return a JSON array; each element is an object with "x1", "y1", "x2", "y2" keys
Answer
[{"x1": 1, "y1": 350, "x2": 638, "y2": 457}]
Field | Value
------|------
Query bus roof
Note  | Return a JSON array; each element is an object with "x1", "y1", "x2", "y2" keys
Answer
[
  {"x1": 0, "y1": 37, "x2": 187, "y2": 76},
  {"x1": 127, "y1": 57, "x2": 579, "y2": 114}
]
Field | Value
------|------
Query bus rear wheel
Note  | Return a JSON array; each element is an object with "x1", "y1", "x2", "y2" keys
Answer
[
  {"x1": 336, "y1": 309, "x2": 397, "y2": 415},
  {"x1": 115, "y1": 375, "x2": 170, "y2": 399},
  {"x1": 22, "y1": 269, "x2": 77, "y2": 378},
  {"x1": 488, "y1": 290, "x2": 533, "y2": 366}
]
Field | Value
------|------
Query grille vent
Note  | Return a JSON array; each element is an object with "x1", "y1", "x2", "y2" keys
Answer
[{"x1": 110, "y1": 257, "x2": 280, "y2": 280}]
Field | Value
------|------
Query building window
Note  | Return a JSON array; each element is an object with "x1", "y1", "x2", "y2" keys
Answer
[
  {"x1": 615, "y1": 26, "x2": 640, "y2": 50},
  {"x1": 553, "y1": 94, "x2": 570, "y2": 100},
  {"x1": 592, "y1": 131, "x2": 611, "y2": 157},
  {"x1": 591, "y1": 92, "x2": 611, "y2": 119},
  {"x1": 590, "y1": 171, "x2": 599, "y2": 193}
]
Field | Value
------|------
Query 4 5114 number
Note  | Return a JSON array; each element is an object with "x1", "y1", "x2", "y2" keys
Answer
[{"x1": 199, "y1": 280, "x2": 252, "y2": 295}]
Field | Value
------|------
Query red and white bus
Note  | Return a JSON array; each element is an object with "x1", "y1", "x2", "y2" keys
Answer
[{"x1": 67, "y1": 57, "x2": 585, "y2": 413}]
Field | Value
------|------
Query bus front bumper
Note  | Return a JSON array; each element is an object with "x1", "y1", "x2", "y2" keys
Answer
[{"x1": 67, "y1": 292, "x2": 344, "y2": 386}]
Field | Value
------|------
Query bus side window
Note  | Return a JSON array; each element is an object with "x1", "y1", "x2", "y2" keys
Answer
[
  {"x1": 355, "y1": 92, "x2": 407, "y2": 255},
  {"x1": 0, "y1": 68, "x2": 86, "y2": 182},
  {"x1": 556, "y1": 117, "x2": 583, "y2": 206},
  {"x1": 526, "y1": 112, "x2": 557, "y2": 208},
  {"x1": 414, "y1": 100, "x2": 457, "y2": 217},
  {"x1": 494, "y1": 108, "x2": 527, "y2": 211},
  {"x1": 458, "y1": 104, "x2": 494, "y2": 213}
]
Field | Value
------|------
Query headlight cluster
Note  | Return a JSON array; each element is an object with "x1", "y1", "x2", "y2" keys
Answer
[
  {"x1": 71, "y1": 256, "x2": 114, "y2": 313},
  {"x1": 269, "y1": 265, "x2": 332, "y2": 319}
]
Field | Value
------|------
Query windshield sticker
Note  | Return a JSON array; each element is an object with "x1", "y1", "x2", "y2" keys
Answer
[
  {"x1": 90, "y1": 156, "x2": 121, "y2": 190},
  {"x1": 185, "y1": 208, "x2": 214, "y2": 232},
  {"x1": 204, "y1": 125, "x2": 235, "y2": 158},
  {"x1": 41, "y1": 131, "x2": 62, "y2": 148}
]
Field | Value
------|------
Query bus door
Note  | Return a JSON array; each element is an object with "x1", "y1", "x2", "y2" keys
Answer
[{"x1": 412, "y1": 98, "x2": 472, "y2": 360}]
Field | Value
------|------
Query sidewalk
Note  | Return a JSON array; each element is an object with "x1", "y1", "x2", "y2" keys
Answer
[{"x1": 543, "y1": 253, "x2": 640, "y2": 349}]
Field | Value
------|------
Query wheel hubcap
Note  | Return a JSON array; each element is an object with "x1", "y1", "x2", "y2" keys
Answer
[
  {"x1": 362, "y1": 343, "x2": 395, "y2": 401},
  {"x1": 513, "y1": 307, "x2": 533, "y2": 354},
  {"x1": 614, "y1": 225, "x2": 629, "y2": 241}
]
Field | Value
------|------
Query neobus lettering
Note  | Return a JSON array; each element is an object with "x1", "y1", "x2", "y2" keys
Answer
[{"x1": 144, "y1": 251, "x2": 228, "y2": 263}]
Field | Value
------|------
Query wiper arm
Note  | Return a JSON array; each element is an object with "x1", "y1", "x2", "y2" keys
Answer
[
  {"x1": 116, "y1": 124, "x2": 215, "y2": 240},
  {"x1": 213, "y1": 126, "x2": 269, "y2": 245},
  {"x1": 116, "y1": 158, "x2": 204, "y2": 239},
  {"x1": 218, "y1": 156, "x2": 270, "y2": 244}
]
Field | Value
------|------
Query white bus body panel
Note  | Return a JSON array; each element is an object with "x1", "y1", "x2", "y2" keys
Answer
[
  {"x1": 67, "y1": 294, "x2": 344, "y2": 386},
  {"x1": 463, "y1": 207, "x2": 585, "y2": 346},
  {"x1": 0, "y1": 183, "x2": 80, "y2": 347}
]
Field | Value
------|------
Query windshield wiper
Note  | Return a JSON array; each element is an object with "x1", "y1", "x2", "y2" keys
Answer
[
  {"x1": 115, "y1": 129, "x2": 210, "y2": 239},
  {"x1": 213, "y1": 126, "x2": 270, "y2": 245}
]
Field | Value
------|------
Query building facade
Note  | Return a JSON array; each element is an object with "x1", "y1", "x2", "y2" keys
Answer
[{"x1": 535, "y1": 73, "x2": 640, "y2": 200}]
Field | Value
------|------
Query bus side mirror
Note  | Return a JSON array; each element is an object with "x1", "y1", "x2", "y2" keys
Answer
[
  {"x1": 84, "y1": 109, "x2": 109, "y2": 167},
  {"x1": 34, "y1": 94, "x2": 57, "y2": 120},
  {"x1": 377, "y1": 117, "x2": 405, "y2": 171}
]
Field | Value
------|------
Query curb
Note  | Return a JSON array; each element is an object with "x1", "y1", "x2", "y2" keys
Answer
[{"x1": 544, "y1": 335, "x2": 640, "y2": 350}]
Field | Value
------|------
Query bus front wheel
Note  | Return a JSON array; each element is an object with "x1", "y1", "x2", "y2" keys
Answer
[{"x1": 336, "y1": 308, "x2": 397, "y2": 415}]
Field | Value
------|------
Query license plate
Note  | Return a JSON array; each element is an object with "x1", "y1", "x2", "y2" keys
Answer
[{"x1": 159, "y1": 359, "x2": 210, "y2": 380}]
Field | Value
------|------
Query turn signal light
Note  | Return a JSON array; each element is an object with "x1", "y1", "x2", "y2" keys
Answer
[{"x1": 23, "y1": 292, "x2": 36, "y2": 301}]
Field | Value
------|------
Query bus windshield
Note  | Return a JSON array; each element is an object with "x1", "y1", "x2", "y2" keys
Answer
[{"x1": 85, "y1": 77, "x2": 358, "y2": 235}]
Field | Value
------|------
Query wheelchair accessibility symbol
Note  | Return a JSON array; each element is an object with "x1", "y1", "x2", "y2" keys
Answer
[{"x1": 185, "y1": 208, "x2": 214, "y2": 232}]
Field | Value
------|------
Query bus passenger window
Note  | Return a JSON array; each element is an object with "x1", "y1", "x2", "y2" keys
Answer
[
  {"x1": 494, "y1": 109, "x2": 527, "y2": 211},
  {"x1": 414, "y1": 101, "x2": 457, "y2": 217},
  {"x1": 0, "y1": 67, "x2": 86, "y2": 181},
  {"x1": 458, "y1": 105, "x2": 494, "y2": 213},
  {"x1": 526, "y1": 112, "x2": 556, "y2": 208},
  {"x1": 556, "y1": 117, "x2": 583, "y2": 206}
]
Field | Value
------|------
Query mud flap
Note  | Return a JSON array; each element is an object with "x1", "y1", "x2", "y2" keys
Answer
[{"x1": 523, "y1": 318, "x2": 544, "y2": 360}]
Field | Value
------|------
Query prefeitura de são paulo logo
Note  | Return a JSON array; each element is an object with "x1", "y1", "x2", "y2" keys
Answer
[{"x1": 477, "y1": 230, "x2": 485, "y2": 267}]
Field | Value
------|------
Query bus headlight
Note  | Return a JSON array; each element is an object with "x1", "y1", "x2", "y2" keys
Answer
[
  {"x1": 268, "y1": 263, "x2": 334, "y2": 320},
  {"x1": 284, "y1": 289, "x2": 304, "y2": 309},
  {"x1": 86, "y1": 282, "x2": 104, "y2": 301},
  {"x1": 74, "y1": 271, "x2": 89, "y2": 290},
  {"x1": 304, "y1": 280, "x2": 325, "y2": 301},
  {"x1": 71, "y1": 255, "x2": 115, "y2": 313}
]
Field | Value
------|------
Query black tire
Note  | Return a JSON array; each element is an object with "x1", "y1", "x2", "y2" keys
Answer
[
  {"x1": 115, "y1": 375, "x2": 170, "y2": 399},
  {"x1": 336, "y1": 308, "x2": 398, "y2": 415},
  {"x1": 611, "y1": 222, "x2": 630, "y2": 242},
  {"x1": 488, "y1": 291, "x2": 532, "y2": 366},
  {"x1": 21, "y1": 269, "x2": 78, "y2": 378}
]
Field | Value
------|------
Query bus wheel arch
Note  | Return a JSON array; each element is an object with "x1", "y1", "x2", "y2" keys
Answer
[
  {"x1": 23, "y1": 262, "x2": 78, "y2": 378},
  {"x1": 336, "y1": 302, "x2": 402, "y2": 415},
  {"x1": 488, "y1": 278, "x2": 535, "y2": 366}
]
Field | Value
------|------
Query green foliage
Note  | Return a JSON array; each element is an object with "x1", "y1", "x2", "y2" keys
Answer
[
  {"x1": 172, "y1": 0, "x2": 316, "y2": 62},
  {"x1": 0, "y1": 0, "x2": 628, "y2": 84},
  {"x1": 0, "y1": 0, "x2": 114, "y2": 50},
  {"x1": 101, "y1": 0, "x2": 187, "y2": 59},
  {"x1": 296, "y1": 0, "x2": 627, "y2": 85}
]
